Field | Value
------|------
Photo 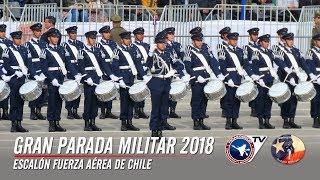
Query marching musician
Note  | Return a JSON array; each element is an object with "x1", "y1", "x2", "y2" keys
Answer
[
  {"x1": 145, "y1": 31, "x2": 188, "y2": 138},
  {"x1": 163, "y1": 27, "x2": 184, "y2": 120},
  {"x1": 217, "y1": 32, "x2": 253, "y2": 130},
  {"x1": 184, "y1": 33, "x2": 225, "y2": 130},
  {"x1": 78, "y1": 31, "x2": 119, "y2": 131},
  {"x1": 132, "y1": 27, "x2": 150, "y2": 119},
  {"x1": 0, "y1": 24, "x2": 11, "y2": 120},
  {"x1": 96, "y1": 25, "x2": 119, "y2": 120},
  {"x1": 2, "y1": 31, "x2": 33, "y2": 132},
  {"x1": 25, "y1": 23, "x2": 47, "y2": 121},
  {"x1": 63, "y1": 26, "x2": 84, "y2": 120},
  {"x1": 245, "y1": 27, "x2": 260, "y2": 117},
  {"x1": 278, "y1": 32, "x2": 317, "y2": 129},
  {"x1": 41, "y1": 28, "x2": 80, "y2": 132},
  {"x1": 305, "y1": 33, "x2": 320, "y2": 128},
  {"x1": 111, "y1": 31, "x2": 148, "y2": 131}
]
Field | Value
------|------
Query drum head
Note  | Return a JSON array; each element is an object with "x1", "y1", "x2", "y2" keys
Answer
[
  {"x1": 170, "y1": 81, "x2": 186, "y2": 95},
  {"x1": 269, "y1": 82, "x2": 288, "y2": 97},
  {"x1": 129, "y1": 81, "x2": 147, "y2": 95},
  {"x1": 19, "y1": 81, "x2": 38, "y2": 95},
  {"x1": 236, "y1": 82, "x2": 254, "y2": 97},
  {"x1": 294, "y1": 81, "x2": 314, "y2": 95},
  {"x1": 95, "y1": 81, "x2": 115, "y2": 95},
  {"x1": 0, "y1": 80, "x2": 6, "y2": 91},
  {"x1": 59, "y1": 80, "x2": 78, "y2": 95},
  {"x1": 204, "y1": 80, "x2": 223, "y2": 93}
]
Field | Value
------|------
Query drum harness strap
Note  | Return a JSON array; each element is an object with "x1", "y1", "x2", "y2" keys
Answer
[
  {"x1": 47, "y1": 48, "x2": 67, "y2": 75},
  {"x1": 29, "y1": 40, "x2": 41, "y2": 62},
  {"x1": 100, "y1": 41, "x2": 113, "y2": 63},
  {"x1": 282, "y1": 48, "x2": 307, "y2": 81},
  {"x1": 9, "y1": 47, "x2": 28, "y2": 75},
  {"x1": 65, "y1": 41, "x2": 78, "y2": 63},
  {"x1": 133, "y1": 42, "x2": 148, "y2": 63},
  {"x1": 83, "y1": 48, "x2": 103, "y2": 77},
  {"x1": 224, "y1": 47, "x2": 245, "y2": 76},
  {"x1": 118, "y1": 46, "x2": 137, "y2": 76},
  {"x1": 189, "y1": 45, "x2": 215, "y2": 78},
  {"x1": 256, "y1": 50, "x2": 278, "y2": 78},
  {"x1": 310, "y1": 49, "x2": 320, "y2": 72}
]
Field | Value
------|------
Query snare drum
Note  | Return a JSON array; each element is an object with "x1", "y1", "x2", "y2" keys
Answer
[
  {"x1": 58, "y1": 80, "x2": 81, "y2": 101},
  {"x1": 0, "y1": 80, "x2": 10, "y2": 101},
  {"x1": 235, "y1": 81, "x2": 258, "y2": 103},
  {"x1": 19, "y1": 80, "x2": 42, "y2": 101},
  {"x1": 169, "y1": 80, "x2": 188, "y2": 101},
  {"x1": 268, "y1": 82, "x2": 291, "y2": 104},
  {"x1": 204, "y1": 80, "x2": 226, "y2": 101},
  {"x1": 294, "y1": 81, "x2": 316, "y2": 102},
  {"x1": 95, "y1": 81, "x2": 118, "y2": 102},
  {"x1": 129, "y1": 81, "x2": 150, "y2": 102}
]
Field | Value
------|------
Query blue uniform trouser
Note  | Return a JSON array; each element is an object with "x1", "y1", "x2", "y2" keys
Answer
[
  {"x1": 65, "y1": 96, "x2": 81, "y2": 110},
  {"x1": 98, "y1": 100, "x2": 112, "y2": 110},
  {"x1": 29, "y1": 89, "x2": 46, "y2": 108},
  {"x1": 310, "y1": 84, "x2": 320, "y2": 118},
  {"x1": 47, "y1": 84, "x2": 63, "y2": 121},
  {"x1": 280, "y1": 85, "x2": 297, "y2": 119},
  {"x1": 221, "y1": 86, "x2": 241, "y2": 118},
  {"x1": 134, "y1": 100, "x2": 145, "y2": 108},
  {"x1": 191, "y1": 82, "x2": 207, "y2": 120},
  {"x1": 254, "y1": 85, "x2": 272, "y2": 119},
  {"x1": 8, "y1": 78, "x2": 24, "y2": 121},
  {"x1": 0, "y1": 97, "x2": 9, "y2": 108},
  {"x1": 83, "y1": 84, "x2": 98, "y2": 120},
  {"x1": 169, "y1": 99, "x2": 177, "y2": 109},
  {"x1": 119, "y1": 87, "x2": 134, "y2": 121}
]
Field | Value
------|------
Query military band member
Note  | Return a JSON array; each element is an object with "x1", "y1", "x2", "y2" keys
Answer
[
  {"x1": 278, "y1": 32, "x2": 317, "y2": 129},
  {"x1": 146, "y1": 31, "x2": 187, "y2": 138},
  {"x1": 0, "y1": 24, "x2": 11, "y2": 120},
  {"x1": 218, "y1": 32, "x2": 253, "y2": 129},
  {"x1": 184, "y1": 33, "x2": 225, "y2": 130},
  {"x1": 78, "y1": 31, "x2": 119, "y2": 131},
  {"x1": 112, "y1": 31, "x2": 148, "y2": 131},
  {"x1": 2, "y1": 31, "x2": 32, "y2": 132},
  {"x1": 305, "y1": 33, "x2": 320, "y2": 128},
  {"x1": 25, "y1": 23, "x2": 47, "y2": 121},
  {"x1": 63, "y1": 26, "x2": 84, "y2": 120},
  {"x1": 41, "y1": 28, "x2": 79, "y2": 132},
  {"x1": 273, "y1": 28, "x2": 288, "y2": 53},
  {"x1": 96, "y1": 25, "x2": 119, "y2": 120},
  {"x1": 132, "y1": 27, "x2": 150, "y2": 119}
]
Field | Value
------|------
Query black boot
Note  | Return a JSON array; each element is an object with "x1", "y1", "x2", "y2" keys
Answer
[
  {"x1": 84, "y1": 119, "x2": 92, "y2": 131},
  {"x1": 289, "y1": 118, "x2": 301, "y2": 129},
  {"x1": 121, "y1": 120, "x2": 128, "y2": 131},
  {"x1": 225, "y1": 118, "x2": 232, "y2": 130},
  {"x1": 36, "y1": 108, "x2": 46, "y2": 120},
  {"x1": 258, "y1": 118, "x2": 266, "y2": 129},
  {"x1": 48, "y1": 121, "x2": 56, "y2": 132},
  {"x1": 264, "y1": 118, "x2": 275, "y2": 129},
  {"x1": 162, "y1": 119, "x2": 176, "y2": 130},
  {"x1": 312, "y1": 117, "x2": 320, "y2": 128},
  {"x1": 105, "y1": 109, "x2": 118, "y2": 119},
  {"x1": 199, "y1": 119, "x2": 211, "y2": 130},
  {"x1": 10, "y1": 120, "x2": 18, "y2": 132},
  {"x1": 282, "y1": 118, "x2": 291, "y2": 129},
  {"x1": 221, "y1": 110, "x2": 226, "y2": 118},
  {"x1": 55, "y1": 121, "x2": 66, "y2": 132},
  {"x1": 67, "y1": 109, "x2": 74, "y2": 119},
  {"x1": 250, "y1": 108, "x2": 257, "y2": 117},
  {"x1": 73, "y1": 108, "x2": 82, "y2": 119},
  {"x1": 126, "y1": 119, "x2": 140, "y2": 131},
  {"x1": 30, "y1": 108, "x2": 38, "y2": 120},
  {"x1": 205, "y1": 114, "x2": 209, "y2": 118},
  {"x1": 16, "y1": 121, "x2": 28, "y2": 132},
  {"x1": 139, "y1": 108, "x2": 149, "y2": 119},
  {"x1": 2, "y1": 108, "x2": 9, "y2": 120},
  {"x1": 232, "y1": 118, "x2": 243, "y2": 129},
  {"x1": 169, "y1": 108, "x2": 181, "y2": 118},
  {"x1": 134, "y1": 107, "x2": 140, "y2": 119},
  {"x1": 193, "y1": 119, "x2": 202, "y2": 130},
  {"x1": 151, "y1": 130, "x2": 159, "y2": 137},
  {"x1": 0, "y1": 109, "x2": 2, "y2": 121},
  {"x1": 90, "y1": 119, "x2": 102, "y2": 131},
  {"x1": 99, "y1": 108, "x2": 106, "y2": 119}
]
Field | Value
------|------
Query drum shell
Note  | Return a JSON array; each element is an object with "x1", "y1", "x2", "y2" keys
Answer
[
  {"x1": 19, "y1": 81, "x2": 42, "y2": 101},
  {"x1": 204, "y1": 80, "x2": 226, "y2": 101},
  {"x1": 294, "y1": 82, "x2": 316, "y2": 102},
  {"x1": 95, "y1": 82, "x2": 118, "y2": 102},
  {"x1": 129, "y1": 82, "x2": 150, "y2": 102},
  {"x1": 0, "y1": 81, "x2": 10, "y2": 101},
  {"x1": 59, "y1": 80, "x2": 82, "y2": 102},
  {"x1": 235, "y1": 82, "x2": 259, "y2": 103},
  {"x1": 268, "y1": 82, "x2": 291, "y2": 104}
]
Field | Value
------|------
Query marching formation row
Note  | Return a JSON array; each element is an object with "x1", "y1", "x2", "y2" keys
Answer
[{"x1": 1, "y1": 16, "x2": 320, "y2": 139}]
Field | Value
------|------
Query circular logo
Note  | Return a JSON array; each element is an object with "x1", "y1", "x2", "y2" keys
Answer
[
  {"x1": 225, "y1": 134, "x2": 255, "y2": 164},
  {"x1": 271, "y1": 134, "x2": 305, "y2": 165}
]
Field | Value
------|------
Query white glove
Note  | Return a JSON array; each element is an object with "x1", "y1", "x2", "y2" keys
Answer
[
  {"x1": 1, "y1": 75, "x2": 11, "y2": 82},
  {"x1": 39, "y1": 73, "x2": 46, "y2": 80},
  {"x1": 227, "y1": 79, "x2": 235, "y2": 87},
  {"x1": 34, "y1": 75, "x2": 41, "y2": 81},
  {"x1": 142, "y1": 75, "x2": 152, "y2": 83},
  {"x1": 273, "y1": 74, "x2": 279, "y2": 81},
  {"x1": 309, "y1": 73, "x2": 317, "y2": 81},
  {"x1": 284, "y1": 67, "x2": 292, "y2": 74},
  {"x1": 258, "y1": 79, "x2": 266, "y2": 87},
  {"x1": 109, "y1": 74, "x2": 120, "y2": 82},
  {"x1": 15, "y1": 71, "x2": 23, "y2": 78},
  {"x1": 119, "y1": 80, "x2": 127, "y2": 88},
  {"x1": 217, "y1": 74, "x2": 225, "y2": 81},
  {"x1": 74, "y1": 74, "x2": 82, "y2": 83},
  {"x1": 251, "y1": 74, "x2": 260, "y2": 81},
  {"x1": 317, "y1": 78, "x2": 320, "y2": 85},
  {"x1": 51, "y1": 79, "x2": 60, "y2": 87},
  {"x1": 86, "y1": 78, "x2": 94, "y2": 86},
  {"x1": 149, "y1": 44, "x2": 157, "y2": 53},
  {"x1": 143, "y1": 66, "x2": 148, "y2": 71},
  {"x1": 197, "y1": 75, "x2": 206, "y2": 83},
  {"x1": 244, "y1": 75, "x2": 253, "y2": 82},
  {"x1": 289, "y1": 78, "x2": 297, "y2": 86},
  {"x1": 182, "y1": 75, "x2": 190, "y2": 83},
  {"x1": 164, "y1": 69, "x2": 176, "y2": 78}
]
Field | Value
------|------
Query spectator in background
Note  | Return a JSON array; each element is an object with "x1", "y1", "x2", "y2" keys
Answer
[
  {"x1": 65, "y1": 0, "x2": 89, "y2": 22},
  {"x1": 312, "y1": 12, "x2": 320, "y2": 40},
  {"x1": 276, "y1": 0, "x2": 300, "y2": 20},
  {"x1": 189, "y1": 0, "x2": 221, "y2": 20},
  {"x1": 120, "y1": 0, "x2": 149, "y2": 21}
]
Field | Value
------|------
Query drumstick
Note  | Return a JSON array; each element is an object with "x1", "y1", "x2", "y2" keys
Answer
[
  {"x1": 196, "y1": 78, "x2": 211, "y2": 83},
  {"x1": 224, "y1": 82, "x2": 239, "y2": 88},
  {"x1": 283, "y1": 67, "x2": 293, "y2": 83},
  {"x1": 308, "y1": 74, "x2": 320, "y2": 83},
  {"x1": 84, "y1": 80, "x2": 99, "y2": 86}
]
